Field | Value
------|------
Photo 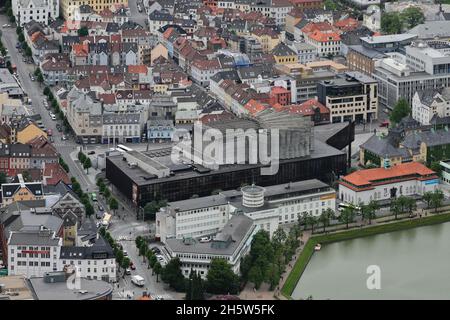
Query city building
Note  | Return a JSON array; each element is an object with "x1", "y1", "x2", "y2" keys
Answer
[
  {"x1": 12, "y1": 0, "x2": 60, "y2": 26},
  {"x1": 27, "y1": 271, "x2": 113, "y2": 300},
  {"x1": 7, "y1": 229, "x2": 62, "y2": 278},
  {"x1": 59, "y1": 236, "x2": 116, "y2": 282},
  {"x1": 339, "y1": 162, "x2": 439, "y2": 205},
  {"x1": 373, "y1": 41, "x2": 450, "y2": 109},
  {"x1": 106, "y1": 114, "x2": 352, "y2": 206},
  {"x1": 1, "y1": 174, "x2": 44, "y2": 207},
  {"x1": 165, "y1": 215, "x2": 257, "y2": 278},
  {"x1": 59, "y1": 0, "x2": 128, "y2": 20},
  {"x1": 157, "y1": 179, "x2": 336, "y2": 243},
  {"x1": 412, "y1": 88, "x2": 450, "y2": 125},
  {"x1": 317, "y1": 71, "x2": 378, "y2": 123}
]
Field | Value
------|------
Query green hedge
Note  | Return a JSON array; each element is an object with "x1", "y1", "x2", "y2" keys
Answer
[{"x1": 281, "y1": 212, "x2": 450, "y2": 298}]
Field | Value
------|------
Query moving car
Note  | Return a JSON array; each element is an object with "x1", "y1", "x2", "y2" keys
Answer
[
  {"x1": 123, "y1": 250, "x2": 128, "y2": 257},
  {"x1": 379, "y1": 120, "x2": 389, "y2": 128},
  {"x1": 87, "y1": 151, "x2": 95, "y2": 155},
  {"x1": 125, "y1": 268, "x2": 132, "y2": 275},
  {"x1": 131, "y1": 275, "x2": 145, "y2": 287},
  {"x1": 50, "y1": 114, "x2": 56, "y2": 121}
]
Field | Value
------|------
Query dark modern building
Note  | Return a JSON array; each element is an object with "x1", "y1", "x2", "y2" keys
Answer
[{"x1": 106, "y1": 121, "x2": 354, "y2": 207}]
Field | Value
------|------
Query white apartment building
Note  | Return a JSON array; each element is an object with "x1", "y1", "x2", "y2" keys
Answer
[
  {"x1": 339, "y1": 162, "x2": 439, "y2": 205},
  {"x1": 8, "y1": 229, "x2": 62, "y2": 278},
  {"x1": 157, "y1": 179, "x2": 336, "y2": 242},
  {"x1": 412, "y1": 89, "x2": 450, "y2": 125},
  {"x1": 373, "y1": 41, "x2": 450, "y2": 110},
  {"x1": 165, "y1": 215, "x2": 257, "y2": 278},
  {"x1": 59, "y1": 237, "x2": 116, "y2": 282},
  {"x1": 304, "y1": 31, "x2": 342, "y2": 57},
  {"x1": 12, "y1": 0, "x2": 59, "y2": 26}
]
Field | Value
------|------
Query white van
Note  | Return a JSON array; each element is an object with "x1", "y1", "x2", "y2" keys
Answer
[{"x1": 131, "y1": 275, "x2": 145, "y2": 287}]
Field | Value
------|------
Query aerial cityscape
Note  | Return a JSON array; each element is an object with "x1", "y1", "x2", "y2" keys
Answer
[{"x1": 1, "y1": 0, "x2": 450, "y2": 304}]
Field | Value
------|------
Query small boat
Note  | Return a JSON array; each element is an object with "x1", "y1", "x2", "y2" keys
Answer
[{"x1": 314, "y1": 244, "x2": 322, "y2": 251}]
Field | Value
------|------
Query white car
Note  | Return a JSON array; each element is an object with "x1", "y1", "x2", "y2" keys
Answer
[
  {"x1": 2, "y1": 24, "x2": 10, "y2": 28},
  {"x1": 50, "y1": 113, "x2": 56, "y2": 120}
]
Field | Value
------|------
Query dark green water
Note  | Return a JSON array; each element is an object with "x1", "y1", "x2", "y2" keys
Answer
[{"x1": 292, "y1": 222, "x2": 450, "y2": 299}]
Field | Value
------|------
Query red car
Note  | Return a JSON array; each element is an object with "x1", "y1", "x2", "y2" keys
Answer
[
  {"x1": 129, "y1": 261, "x2": 136, "y2": 270},
  {"x1": 47, "y1": 129, "x2": 53, "y2": 136}
]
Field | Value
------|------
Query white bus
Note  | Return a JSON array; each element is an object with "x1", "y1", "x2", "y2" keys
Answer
[
  {"x1": 116, "y1": 144, "x2": 132, "y2": 153},
  {"x1": 338, "y1": 203, "x2": 361, "y2": 214}
]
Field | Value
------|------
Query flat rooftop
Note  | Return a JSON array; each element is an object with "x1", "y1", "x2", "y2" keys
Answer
[
  {"x1": 166, "y1": 215, "x2": 255, "y2": 256},
  {"x1": 0, "y1": 276, "x2": 34, "y2": 300},
  {"x1": 27, "y1": 277, "x2": 113, "y2": 300},
  {"x1": 107, "y1": 138, "x2": 345, "y2": 186},
  {"x1": 361, "y1": 33, "x2": 417, "y2": 44}
]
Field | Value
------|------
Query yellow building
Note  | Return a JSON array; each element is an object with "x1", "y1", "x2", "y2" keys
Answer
[
  {"x1": 151, "y1": 44, "x2": 169, "y2": 66},
  {"x1": 60, "y1": 0, "x2": 129, "y2": 20},
  {"x1": 272, "y1": 42, "x2": 298, "y2": 65},
  {"x1": 251, "y1": 28, "x2": 281, "y2": 54},
  {"x1": 16, "y1": 122, "x2": 47, "y2": 144},
  {"x1": 1, "y1": 175, "x2": 44, "y2": 207}
]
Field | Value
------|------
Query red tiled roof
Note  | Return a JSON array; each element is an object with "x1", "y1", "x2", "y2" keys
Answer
[
  {"x1": 43, "y1": 163, "x2": 70, "y2": 186},
  {"x1": 341, "y1": 162, "x2": 437, "y2": 187},
  {"x1": 128, "y1": 65, "x2": 148, "y2": 74},
  {"x1": 243, "y1": 99, "x2": 267, "y2": 115},
  {"x1": 308, "y1": 31, "x2": 341, "y2": 42}
]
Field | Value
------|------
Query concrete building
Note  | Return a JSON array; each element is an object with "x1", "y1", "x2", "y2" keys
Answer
[
  {"x1": 59, "y1": 236, "x2": 116, "y2": 282},
  {"x1": 373, "y1": 41, "x2": 450, "y2": 109},
  {"x1": 317, "y1": 71, "x2": 378, "y2": 123},
  {"x1": 7, "y1": 229, "x2": 62, "y2": 278},
  {"x1": 165, "y1": 215, "x2": 257, "y2": 278},
  {"x1": 156, "y1": 179, "x2": 336, "y2": 242},
  {"x1": 412, "y1": 88, "x2": 450, "y2": 125},
  {"x1": 59, "y1": 0, "x2": 128, "y2": 20},
  {"x1": 12, "y1": 0, "x2": 59, "y2": 26},
  {"x1": 339, "y1": 162, "x2": 438, "y2": 205}
]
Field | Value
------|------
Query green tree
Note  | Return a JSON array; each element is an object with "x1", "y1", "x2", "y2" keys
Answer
[
  {"x1": 22, "y1": 170, "x2": 32, "y2": 182},
  {"x1": 78, "y1": 151, "x2": 86, "y2": 162},
  {"x1": 381, "y1": 12, "x2": 403, "y2": 34},
  {"x1": 135, "y1": 235, "x2": 143, "y2": 248},
  {"x1": 121, "y1": 257, "x2": 130, "y2": 273},
  {"x1": 339, "y1": 207, "x2": 355, "y2": 229},
  {"x1": 324, "y1": 0, "x2": 337, "y2": 10},
  {"x1": 248, "y1": 265, "x2": 264, "y2": 289},
  {"x1": 18, "y1": 33, "x2": 24, "y2": 43},
  {"x1": 319, "y1": 208, "x2": 334, "y2": 232},
  {"x1": 206, "y1": 258, "x2": 240, "y2": 294},
  {"x1": 0, "y1": 172, "x2": 7, "y2": 185},
  {"x1": 390, "y1": 198, "x2": 402, "y2": 219},
  {"x1": 154, "y1": 262, "x2": 162, "y2": 282},
  {"x1": 77, "y1": 26, "x2": 89, "y2": 36},
  {"x1": 99, "y1": 227, "x2": 106, "y2": 237},
  {"x1": 365, "y1": 200, "x2": 379, "y2": 224},
  {"x1": 96, "y1": 177, "x2": 104, "y2": 187},
  {"x1": 109, "y1": 197, "x2": 118, "y2": 213},
  {"x1": 85, "y1": 203, "x2": 94, "y2": 217},
  {"x1": 161, "y1": 258, "x2": 185, "y2": 291},
  {"x1": 272, "y1": 227, "x2": 287, "y2": 245},
  {"x1": 423, "y1": 191, "x2": 433, "y2": 208},
  {"x1": 429, "y1": 161, "x2": 442, "y2": 177},
  {"x1": 431, "y1": 189, "x2": 445, "y2": 213},
  {"x1": 83, "y1": 157, "x2": 92, "y2": 173},
  {"x1": 37, "y1": 73, "x2": 44, "y2": 83},
  {"x1": 25, "y1": 46, "x2": 32, "y2": 57},
  {"x1": 43, "y1": 86, "x2": 50, "y2": 96},
  {"x1": 116, "y1": 250, "x2": 124, "y2": 270},
  {"x1": 305, "y1": 214, "x2": 318, "y2": 233},
  {"x1": 185, "y1": 270, "x2": 205, "y2": 300},
  {"x1": 389, "y1": 98, "x2": 411, "y2": 125},
  {"x1": 401, "y1": 7, "x2": 425, "y2": 29},
  {"x1": 149, "y1": 255, "x2": 157, "y2": 272},
  {"x1": 146, "y1": 250, "x2": 154, "y2": 269},
  {"x1": 405, "y1": 197, "x2": 417, "y2": 214},
  {"x1": 103, "y1": 187, "x2": 111, "y2": 199}
]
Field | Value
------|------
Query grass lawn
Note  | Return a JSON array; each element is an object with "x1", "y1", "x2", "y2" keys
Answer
[{"x1": 281, "y1": 211, "x2": 450, "y2": 299}]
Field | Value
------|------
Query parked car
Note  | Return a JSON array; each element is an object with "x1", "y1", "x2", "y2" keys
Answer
[
  {"x1": 87, "y1": 151, "x2": 95, "y2": 155},
  {"x1": 123, "y1": 250, "x2": 128, "y2": 257},
  {"x1": 98, "y1": 204, "x2": 104, "y2": 212},
  {"x1": 61, "y1": 135, "x2": 67, "y2": 141},
  {"x1": 130, "y1": 262, "x2": 136, "y2": 270},
  {"x1": 125, "y1": 268, "x2": 132, "y2": 275},
  {"x1": 50, "y1": 114, "x2": 56, "y2": 121},
  {"x1": 151, "y1": 247, "x2": 161, "y2": 254}
]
